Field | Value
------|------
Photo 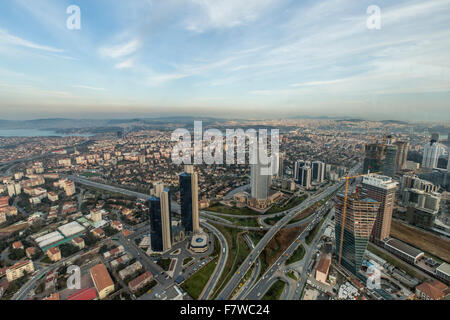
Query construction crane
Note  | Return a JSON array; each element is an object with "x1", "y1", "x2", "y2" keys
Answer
[{"x1": 337, "y1": 171, "x2": 380, "y2": 266}]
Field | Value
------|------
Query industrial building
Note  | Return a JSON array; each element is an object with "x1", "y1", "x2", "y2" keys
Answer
[{"x1": 383, "y1": 238, "x2": 424, "y2": 264}]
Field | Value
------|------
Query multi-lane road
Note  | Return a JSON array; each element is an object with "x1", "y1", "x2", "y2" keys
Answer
[{"x1": 215, "y1": 164, "x2": 360, "y2": 300}]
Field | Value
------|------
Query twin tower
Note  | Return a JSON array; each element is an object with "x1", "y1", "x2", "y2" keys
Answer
[{"x1": 149, "y1": 165, "x2": 200, "y2": 252}]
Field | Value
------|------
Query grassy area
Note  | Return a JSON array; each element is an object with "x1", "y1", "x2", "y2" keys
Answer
[
  {"x1": 264, "y1": 215, "x2": 284, "y2": 226},
  {"x1": 287, "y1": 271, "x2": 297, "y2": 280},
  {"x1": 262, "y1": 280, "x2": 286, "y2": 300},
  {"x1": 286, "y1": 244, "x2": 305, "y2": 265},
  {"x1": 305, "y1": 208, "x2": 331, "y2": 245},
  {"x1": 226, "y1": 217, "x2": 261, "y2": 228},
  {"x1": 367, "y1": 243, "x2": 426, "y2": 281},
  {"x1": 207, "y1": 204, "x2": 259, "y2": 216},
  {"x1": 266, "y1": 195, "x2": 307, "y2": 214},
  {"x1": 258, "y1": 225, "x2": 306, "y2": 278},
  {"x1": 390, "y1": 220, "x2": 450, "y2": 263},
  {"x1": 211, "y1": 224, "x2": 251, "y2": 299},
  {"x1": 181, "y1": 257, "x2": 218, "y2": 300},
  {"x1": 183, "y1": 257, "x2": 193, "y2": 266},
  {"x1": 247, "y1": 231, "x2": 266, "y2": 245},
  {"x1": 156, "y1": 258, "x2": 172, "y2": 271}
]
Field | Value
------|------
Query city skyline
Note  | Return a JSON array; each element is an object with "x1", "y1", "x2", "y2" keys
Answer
[{"x1": 0, "y1": 0, "x2": 449, "y2": 121}]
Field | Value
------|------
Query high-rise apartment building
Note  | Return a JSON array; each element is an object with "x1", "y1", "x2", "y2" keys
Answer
[
  {"x1": 360, "y1": 174, "x2": 398, "y2": 244},
  {"x1": 149, "y1": 183, "x2": 172, "y2": 252},
  {"x1": 335, "y1": 193, "x2": 380, "y2": 274},
  {"x1": 422, "y1": 140, "x2": 444, "y2": 169},
  {"x1": 394, "y1": 141, "x2": 409, "y2": 171},
  {"x1": 180, "y1": 165, "x2": 200, "y2": 234},
  {"x1": 382, "y1": 144, "x2": 398, "y2": 178}
]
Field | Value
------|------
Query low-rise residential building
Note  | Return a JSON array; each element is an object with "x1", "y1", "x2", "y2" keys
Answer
[
  {"x1": 47, "y1": 247, "x2": 62, "y2": 262},
  {"x1": 111, "y1": 220, "x2": 123, "y2": 231},
  {"x1": 92, "y1": 228, "x2": 105, "y2": 238},
  {"x1": 6, "y1": 260, "x2": 34, "y2": 282},
  {"x1": 12, "y1": 241, "x2": 24, "y2": 250},
  {"x1": 90, "y1": 263, "x2": 114, "y2": 299},
  {"x1": 128, "y1": 271, "x2": 153, "y2": 292},
  {"x1": 25, "y1": 247, "x2": 37, "y2": 259},
  {"x1": 415, "y1": 280, "x2": 450, "y2": 300},
  {"x1": 119, "y1": 261, "x2": 143, "y2": 280},
  {"x1": 72, "y1": 237, "x2": 85, "y2": 249}
]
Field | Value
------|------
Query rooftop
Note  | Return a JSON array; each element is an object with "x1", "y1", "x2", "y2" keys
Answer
[{"x1": 384, "y1": 238, "x2": 424, "y2": 259}]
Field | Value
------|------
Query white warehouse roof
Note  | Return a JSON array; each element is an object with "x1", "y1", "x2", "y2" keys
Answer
[{"x1": 57, "y1": 221, "x2": 85, "y2": 237}]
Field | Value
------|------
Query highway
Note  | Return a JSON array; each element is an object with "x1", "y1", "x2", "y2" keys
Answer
[
  {"x1": 198, "y1": 221, "x2": 229, "y2": 300},
  {"x1": 291, "y1": 208, "x2": 335, "y2": 300},
  {"x1": 215, "y1": 164, "x2": 361, "y2": 300},
  {"x1": 244, "y1": 204, "x2": 333, "y2": 299}
]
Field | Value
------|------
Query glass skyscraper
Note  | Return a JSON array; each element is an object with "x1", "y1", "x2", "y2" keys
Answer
[
  {"x1": 149, "y1": 184, "x2": 172, "y2": 252},
  {"x1": 179, "y1": 165, "x2": 200, "y2": 234}
]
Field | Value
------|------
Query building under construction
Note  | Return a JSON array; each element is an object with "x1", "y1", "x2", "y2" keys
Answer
[
  {"x1": 363, "y1": 143, "x2": 386, "y2": 174},
  {"x1": 360, "y1": 174, "x2": 398, "y2": 245},
  {"x1": 335, "y1": 192, "x2": 380, "y2": 275}
]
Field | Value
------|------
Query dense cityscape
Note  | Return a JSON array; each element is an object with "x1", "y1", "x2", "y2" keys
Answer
[
  {"x1": 0, "y1": 118, "x2": 449, "y2": 302},
  {"x1": 0, "y1": 0, "x2": 449, "y2": 313}
]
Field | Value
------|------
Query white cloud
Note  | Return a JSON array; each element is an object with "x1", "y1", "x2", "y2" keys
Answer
[
  {"x1": 115, "y1": 58, "x2": 136, "y2": 69},
  {"x1": 99, "y1": 39, "x2": 141, "y2": 59},
  {"x1": 185, "y1": 0, "x2": 276, "y2": 32},
  {"x1": 0, "y1": 29, "x2": 62, "y2": 52}
]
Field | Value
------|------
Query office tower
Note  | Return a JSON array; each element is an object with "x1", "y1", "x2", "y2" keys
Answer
[
  {"x1": 360, "y1": 174, "x2": 398, "y2": 244},
  {"x1": 363, "y1": 143, "x2": 387, "y2": 174},
  {"x1": 180, "y1": 165, "x2": 200, "y2": 234},
  {"x1": 299, "y1": 166, "x2": 311, "y2": 189},
  {"x1": 394, "y1": 141, "x2": 409, "y2": 171},
  {"x1": 431, "y1": 133, "x2": 440, "y2": 142},
  {"x1": 382, "y1": 144, "x2": 398, "y2": 178},
  {"x1": 294, "y1": 160, "x2": 310, "y2": 182},
  {"x1": 251, "y1": 158, "x2": 270, "y2": 201},
  {"x1": 312, "y1": 161, "x2": 325, "y2": 183},
  {"x1": 422, "y1": 140, "x2": 443, "y2": 169},
  {"x1": 149, "y1": 183, "x2": 172, "y2": 252},
  {"x1": 335, "y1": 192, "x2": 380, "y2": 274}
]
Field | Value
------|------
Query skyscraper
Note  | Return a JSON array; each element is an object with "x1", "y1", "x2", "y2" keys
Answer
[
  {"x1": 180, "y1": 165, "x2": 200, "y2": 234},
  {"x1": 382, "y1": 144, "x2": 398, "y2": 178},
  {"x1": 299, "y1": 166, "x2": 311, "y2": 189},
  {"x1": 294, "y1": 160, "x2": 309, "y2": 182},
  {"x1": 250, "y1": 159, "x2": 270, "y2": 201},
  {"x1": 278, "y1": 152, "x2": 285, "y2": 178},
  {"x1": 422, "y1": 140, "x2": 443, "y2": 169},
  {"x1": 312, "y1": 161, "x2": 325, "y2": 183},
  {"x1": 394, "y1": 141, "x2": 409, "y2": 171},
  {"x1": 363, "y1": 143, "x2": 387, "y2": 174},
  {"x1": 149, "y1": 183, "x2": 172, "y2": 252},
  {"x1": 335, "y1": 193, "x2": 380, "y2": 274},
  {"x1": 360, "y1": 174, "x2": 398, "y2": 244}
]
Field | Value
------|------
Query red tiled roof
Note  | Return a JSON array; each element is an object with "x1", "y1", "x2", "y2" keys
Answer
[
  {"x1": 416, "y1": 280, "x2": 449, "y2": 300},
  {"x1": 67, "y1": 288, "x2": 97, "y2": 300}
]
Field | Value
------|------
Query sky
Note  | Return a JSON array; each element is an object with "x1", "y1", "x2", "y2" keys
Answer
[{"x1": 0, "y1": 0, "x2": 449, "y2": 121}]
